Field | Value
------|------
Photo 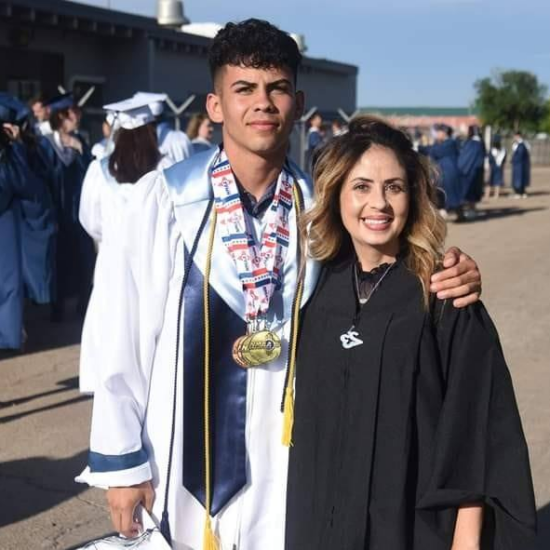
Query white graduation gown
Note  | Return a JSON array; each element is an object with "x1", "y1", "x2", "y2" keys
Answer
[
  {"x1": 77, "y1": 148, "x2": 320, "y2": 550},
  {"x1": 78, "y1": 155, "x2": 173, "y2": 392},
  {"x1": 157, "y1": 122, "x2": 195, "y2": 163}
]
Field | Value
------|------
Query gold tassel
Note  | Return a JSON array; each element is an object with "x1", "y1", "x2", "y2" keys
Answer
[
  {"x1": 203, "y1": 516, "x2": 219, "y2": 550},
  {"x1": 282, "y1": 386, "x2": 295, "y2": 447}
]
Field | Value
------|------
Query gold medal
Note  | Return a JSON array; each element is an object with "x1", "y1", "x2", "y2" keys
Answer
[{"x1": 232, "y1": 330, "x2": 282, "y2": 368}]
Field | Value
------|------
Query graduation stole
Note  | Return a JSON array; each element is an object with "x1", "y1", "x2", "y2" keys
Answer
[{"x1": 211, "y1": 149, "x2": 293, "y2": 325}]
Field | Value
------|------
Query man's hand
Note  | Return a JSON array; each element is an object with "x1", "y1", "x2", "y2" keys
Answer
[
  {"x1": 107, "y1": 480, "x2": 155, "y2": 538},
  {"x1": 430, "y1": 246, "x2": 481, "y2": 308}
]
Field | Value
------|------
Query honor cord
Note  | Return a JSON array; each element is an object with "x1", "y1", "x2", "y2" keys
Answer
[{"x1": 202, "y1": 207, "x2": 220, "y2": 550}]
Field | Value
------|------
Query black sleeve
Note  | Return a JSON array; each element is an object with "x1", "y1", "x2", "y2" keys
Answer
[{"x1": 417, "y1": 301, "x2": 537, "y2": 548}]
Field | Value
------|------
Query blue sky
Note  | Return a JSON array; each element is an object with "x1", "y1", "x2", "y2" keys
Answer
[{"x1": 78, "y1": 0, "x2": 550, "y2": 107}]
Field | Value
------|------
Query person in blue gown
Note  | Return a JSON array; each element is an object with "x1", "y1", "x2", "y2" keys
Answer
[
  {"x1": 457, "y1": 125, "x2": 485, "y2": 217},
  {"x1": 41, "y1": 93, "x2": 95, "y2": 320},
  {"x1": 511, "y1": 131, "x2": 531, "y2": 198},
  {"x1": 0, "y1": 93, "x2": 57, "y2": 305},
  {"x1": 419, "y1": 124, "x2": 463, "y2": 219},
  {"x1": 0, "y1": 100, "x2": 53, "y2": 349}
]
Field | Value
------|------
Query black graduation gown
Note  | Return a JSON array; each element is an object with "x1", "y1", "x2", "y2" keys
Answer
[{"x1": 286, "y1": 258, "x2": 536, "y2": 550}]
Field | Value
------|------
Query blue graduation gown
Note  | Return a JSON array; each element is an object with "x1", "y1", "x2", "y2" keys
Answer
[
  {"x1": 0, "y1": 143, "x2": 50, "y2": 348},
  {"x1": 15, "y1": 140, "x2": 56, "y2": 304},
  {"x1": 458, "y1": 139, "x2": 485, "y2": 203},
  {"x1": 426, "y1": 139, "x2": 462, "y2": 210},
  {"x1": 41, "y1": 134, "x2": 95, "y2": 304},
  {"x1": 512, "y1": 143, "x2": 530, "y2": 193}
]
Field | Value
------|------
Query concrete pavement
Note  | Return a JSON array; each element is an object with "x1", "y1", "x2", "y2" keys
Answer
[{"x1": 1, "y1": 168, "x2": 549, "y2": 549}]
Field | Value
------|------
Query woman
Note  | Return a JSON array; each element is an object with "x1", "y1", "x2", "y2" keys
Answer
[
  {"x1": 42, "y1": 93, "x2": 95, "y2": 320},
  {"x1": 79, "y1": 95, "x2": 172, "y2": 392},
  {"x1": 286, "y1": 117, "x2": 535, "y2": 549},
  {"x1": 186, "y1": 112, "x2": 214, "y2": 153}
]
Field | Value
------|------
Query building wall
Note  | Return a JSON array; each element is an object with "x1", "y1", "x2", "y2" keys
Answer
[
  {"x1": 299, "y1": 66, "x2": 357, "y2": 113},
  {"x1": 1, "y1": 6, "x2": 357, "y2": 155}
]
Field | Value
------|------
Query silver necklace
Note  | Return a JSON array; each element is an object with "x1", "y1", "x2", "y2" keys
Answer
[{"x1": 339, "y1": 262, "x2": 395, "y2": 350}]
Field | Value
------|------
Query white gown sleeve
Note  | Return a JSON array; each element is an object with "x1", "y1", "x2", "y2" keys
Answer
[
  {"x1": 160, "y1": 130, "x2": 195, "y2": 163},
  {"x1": 77, "y1": 170, "x2": 178, "y2": 488},
  {"x1": 79, "y1": 159, "x2": 105, "y2": 243}
]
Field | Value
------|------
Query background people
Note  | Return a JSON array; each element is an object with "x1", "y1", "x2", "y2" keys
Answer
[
  {"x1": 486, "y1": 138, "x2": 506, "y2": 199},
  {"x1": 91, "y1": 116, "x2": 114, "y2": 160},
  {"x1": 420, "y1": 124, "x2": 462, "y2": 219},
  {"x1": 306, "y1": 112, "x2": 324, "y2": 170},
  {"x1": 29, "y1": 93, "x2": 52, "y2": 136},
  {"x1": 0, "y1": 94, "x2": 54, "y2": 349},
  {"x1": 458, "y1": 125, "x2": 485, "y2": 218},
  {"x1": 186, "y1": 113, "x2": 215, "y2": 153},
  {"x1": 79, "y1": 95, "x2": 173, "y2": 392},
  {"x1": 42, "y1": 93, "x2": 95, "y2": 321},
  {"x1": 512, "y1": 131, "x2": 531, "y2": 198},
  {"x1": 133, "y1": 91, "x2": 194, "y2": 163}
]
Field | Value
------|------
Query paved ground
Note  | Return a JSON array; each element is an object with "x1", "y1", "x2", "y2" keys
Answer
[{"x1": 1, "y1": 168, "x2": 549, "y2": 549}]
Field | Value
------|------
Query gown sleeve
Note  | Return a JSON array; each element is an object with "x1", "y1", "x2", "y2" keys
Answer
[
  {"x1": 76, "y1": 169, "x2": 178, "y2": 488},
  {"x1": 79, "y1": 159, "x2": 105, "y2": 242},
  {"x1": 160, "y1": 130, "x2": 194, "y2": 163},
  {"x1": 417, "y1": 301, "x2": 537, "y2": 547}
]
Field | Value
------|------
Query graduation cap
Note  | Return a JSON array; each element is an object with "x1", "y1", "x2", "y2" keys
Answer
[
  {"x1": 103, "y1": 95, "x2": 159, "y2": 130},
  {"x1": 46, "y1": 92, "x2": 75, "y2": 114},
  {"x1": 0, "y1": 92, "x2": 31, "y2": 124},
  {"x1": 132, "y1": 91, "x2": 168, "y2": 116}
]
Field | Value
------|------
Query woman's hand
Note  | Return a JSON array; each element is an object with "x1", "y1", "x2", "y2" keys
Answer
[
  {"x1": 430, "y1": 247, "x2": 481, "y2": 307},
  {"x1": 106, "y1": 480, "x2": 155, "y2": 538},
  {"x1": 451, "y1": 504, "x2": 483, "y2": 550}
]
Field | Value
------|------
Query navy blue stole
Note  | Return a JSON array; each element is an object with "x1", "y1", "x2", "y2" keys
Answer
[{"x1": 183, "y1": 256, "x2": 248, "y2": 515}]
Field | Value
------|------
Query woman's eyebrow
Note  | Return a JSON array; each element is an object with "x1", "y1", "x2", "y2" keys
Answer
[{"x1": 350, "y1": 177, "x2": 406, "y2": 184}]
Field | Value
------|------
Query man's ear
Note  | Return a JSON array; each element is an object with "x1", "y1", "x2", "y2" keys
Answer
[
  {"x1": 206, "y1": 93, "x2": 224, "y2": 124},
  {"x1": 294, "y1": 90, "x2": 305, "y2": 122}
]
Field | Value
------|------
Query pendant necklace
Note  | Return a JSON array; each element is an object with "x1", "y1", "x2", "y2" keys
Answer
[{"x1": 339, "y1": 261, "x2": 395, "y2": 350}]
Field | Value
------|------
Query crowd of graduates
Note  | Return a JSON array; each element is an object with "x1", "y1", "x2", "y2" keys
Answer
[
  {"x1": 0, "y1": 90, "x2": 215, "y2": 351},
  {"x1": 417, "y1": 123, "x2": 532, "y2": 221}
]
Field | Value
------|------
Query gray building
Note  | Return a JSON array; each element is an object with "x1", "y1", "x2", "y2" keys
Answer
[{"x1": 0, "y1": 0, "x2": 358, "y2": 159}]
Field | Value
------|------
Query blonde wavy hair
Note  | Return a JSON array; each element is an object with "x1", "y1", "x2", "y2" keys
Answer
[{"x1": 302, "y1": 115, "x2": 447, "y2": 306}]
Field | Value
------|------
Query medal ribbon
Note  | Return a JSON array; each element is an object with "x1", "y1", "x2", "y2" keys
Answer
[{"x1": 211, "y1": 150, "x2": 293, "y2": 323}]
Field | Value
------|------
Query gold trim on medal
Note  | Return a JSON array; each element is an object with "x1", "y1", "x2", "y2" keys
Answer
[{"x1": 232, "y1": 330, "x2": 282, "y2": 368}]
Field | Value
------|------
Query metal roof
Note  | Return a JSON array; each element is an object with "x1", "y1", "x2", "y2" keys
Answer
[{"x1": 1, "y1": 0, "x2": 358, "y2": 76}]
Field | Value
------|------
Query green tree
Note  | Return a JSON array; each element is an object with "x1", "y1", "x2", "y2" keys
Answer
[
  {"x1": 474, "y1": 70, "x2": 549, "y2": 132},
  {"x1": 541, "y1": 99, "x2": 550, "y2": 134}
]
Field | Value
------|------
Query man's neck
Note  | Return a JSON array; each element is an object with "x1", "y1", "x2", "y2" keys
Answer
[{"x1": 224, "y1": 142, "x2": 286, "y2": 201}]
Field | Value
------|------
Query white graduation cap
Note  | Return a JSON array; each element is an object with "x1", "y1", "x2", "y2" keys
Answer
[
  {"x1": 132, "y1": 92, "x2": 168, "y2": 117},
  {"x1": 103, "y1": 95, "x2": 159, "y2": 130}
]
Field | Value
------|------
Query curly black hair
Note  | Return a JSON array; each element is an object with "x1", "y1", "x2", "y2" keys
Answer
[{"x1": 209, "y1": 19, "x2": 302, "y2": 85}]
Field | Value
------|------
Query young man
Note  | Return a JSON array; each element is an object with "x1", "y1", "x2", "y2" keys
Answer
[
  {"x1": 29, "y1": 93, "x2": 52, "y2": 136},
  {"x1": 78, "y1": 19, "x2": 481, "y2": 550}
]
